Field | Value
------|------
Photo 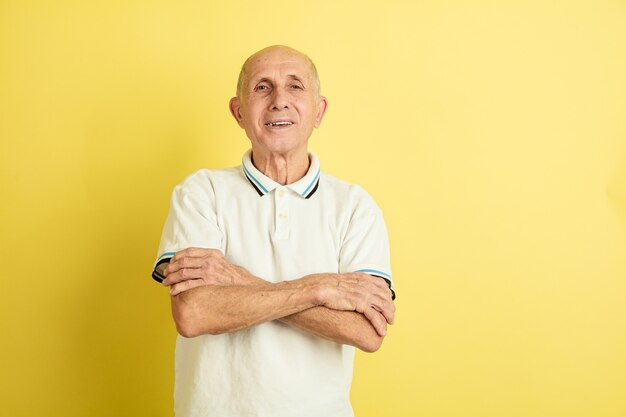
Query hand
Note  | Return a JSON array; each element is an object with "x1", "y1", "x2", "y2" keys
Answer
[
  {"x1": 311, "y1": 273, "x2": 395, "y2": 336},
  {"x1": 162, "y1": 247, "x2": 255, "y2": 295}
]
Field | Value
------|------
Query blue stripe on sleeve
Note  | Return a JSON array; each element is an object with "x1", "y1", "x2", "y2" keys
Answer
[
  {"x1": 355, "y1": 269, "x2": 393, "y2": 284},
  {"x1": 157, "y1": 251, "x2": 176, "y2": 262}
]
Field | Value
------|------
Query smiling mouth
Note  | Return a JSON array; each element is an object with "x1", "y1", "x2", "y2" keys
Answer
[{"x1": 265, "y1": 121, "x2": 294, "y2": 127}]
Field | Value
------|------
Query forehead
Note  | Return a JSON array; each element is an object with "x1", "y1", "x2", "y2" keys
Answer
[{"x1": 244, "y1": 50, "x2": 313, "y2": 83}]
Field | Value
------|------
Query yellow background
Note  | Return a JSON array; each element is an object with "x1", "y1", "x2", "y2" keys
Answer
[{"x1": 1, "y1": 0, "x2": 625, "y2": 416}]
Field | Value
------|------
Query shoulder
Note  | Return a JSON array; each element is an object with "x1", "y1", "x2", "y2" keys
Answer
[
  {"x1": 319, "y1": 172, "x2": 382, "y2": 215},
  {"x1": 174, "y1": 167, "x2": 242, "y2": 198}
]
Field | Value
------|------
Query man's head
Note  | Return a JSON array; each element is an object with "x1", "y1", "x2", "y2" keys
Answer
[
  {"x1": 235, "y1": 46, "x2": 321, "y2": 98},
  {"x1": 229, "y1": 45, "x2": 328, "y2": 158}
]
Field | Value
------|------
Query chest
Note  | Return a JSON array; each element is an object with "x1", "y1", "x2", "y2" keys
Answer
[{"x1": 214, "y1": 188, "x2": 349, "y2": 280}]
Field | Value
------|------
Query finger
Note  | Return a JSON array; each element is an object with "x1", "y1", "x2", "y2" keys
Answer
[
  {"x1": 170, "y1": 278, "x2": 204, "y2": 296},
  {"x1": 352, "y1": 273, "x2": 388, "y2": 293},
  {"x1": 372, "y1": 298, "x2": 395, "y2": 324},
  {"x1": 165, "y1": 257, "x2": 205, "y2": 275},
  {"x1": 373, "y1": 285, "x2": 393, "y2": 302},
  {"x1": 353, "y1": 285, "x2": 394, "y2": 323},
  {"x1": 370, "y1": 276, "x2": 391, "y2": 291},
  {"x1": 363, "y1": 307, "x2": 387, "y2": 336},
  {"x1": 171, "y1": 248, "x2": 191, "y2": 262},
  {"x1": 162, "y1": 268, "x2": 204, "y2": 286},
  {"x1": 171, "y1": 247, "x2": 212, "y2": 262},
  {"x1": 386, "y1": 285, "x2": 393, "y2": 301}
]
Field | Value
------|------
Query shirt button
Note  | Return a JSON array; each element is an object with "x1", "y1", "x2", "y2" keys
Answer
[
  {"x1": 279, "y1": 212, "x2": 287, "y2": 220},
  {"x1": 278, "y1": 190, "x2": 286, "y2": 198}
]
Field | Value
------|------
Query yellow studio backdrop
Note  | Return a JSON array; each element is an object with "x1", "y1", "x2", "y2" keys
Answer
[{"x1": 1, "y1": 0, "x2": 625, "y2": 416}]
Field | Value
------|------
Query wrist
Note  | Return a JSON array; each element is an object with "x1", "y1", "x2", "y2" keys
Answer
[
  {"x1": 234, "y1": 266, "x2": 266, "y2": 286},
  {"x1": 301, "y1": 273, "x2": 337, "y2": 306}
]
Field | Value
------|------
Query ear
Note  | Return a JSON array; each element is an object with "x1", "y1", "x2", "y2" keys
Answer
[
  {"x1": 314, "y1": 96, "x2": 328, "y2": 128},
  {"x1": 229, "y1": 97, "x2": 245, "y2": 128}
]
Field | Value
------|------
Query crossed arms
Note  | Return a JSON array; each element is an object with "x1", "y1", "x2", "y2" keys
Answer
[{"x1": 161, "y1": 248, "x2": 396, "y2": 352}]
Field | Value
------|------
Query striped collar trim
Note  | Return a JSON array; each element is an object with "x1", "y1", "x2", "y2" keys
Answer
[{"x1": 241, "y1": 149, "x2": 321, "y2": 199}]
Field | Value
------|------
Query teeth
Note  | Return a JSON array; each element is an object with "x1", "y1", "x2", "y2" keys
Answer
[{"x1": 266, "y1": 121, "x2": 293, "y2": 126}]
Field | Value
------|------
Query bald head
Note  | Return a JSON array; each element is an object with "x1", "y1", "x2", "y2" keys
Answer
[{"x1": 236, "y1": 45, "x2": 321, "y2": 98}]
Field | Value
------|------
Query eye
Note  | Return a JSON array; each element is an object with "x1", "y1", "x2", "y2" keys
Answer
[
  {"x1": 256, "y1": 84, "x2": 270, "y2": 92},
  {"x1": 290, "y1": 84, "x2": 303, "y2": 90}
]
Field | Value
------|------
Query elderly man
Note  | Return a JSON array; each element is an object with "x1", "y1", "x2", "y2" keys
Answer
[{"x1": 153, "y1": 45, "x2": 395, "y2": 417}]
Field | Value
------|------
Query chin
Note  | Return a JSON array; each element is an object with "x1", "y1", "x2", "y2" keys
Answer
[{"x1": 257, "y1": 139, "x2": 307, "y2": 155}]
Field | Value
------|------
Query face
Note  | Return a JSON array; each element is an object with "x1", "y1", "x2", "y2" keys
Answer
[{"x1": 229, "y1": 48, "x2": 328, "y2": 158}]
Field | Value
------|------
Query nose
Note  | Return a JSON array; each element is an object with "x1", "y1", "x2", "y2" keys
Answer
[{"x1": 269, "y1": 88, "x2": 289, "y2": 111}]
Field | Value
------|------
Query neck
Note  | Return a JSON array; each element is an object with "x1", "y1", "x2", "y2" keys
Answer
[{"x1": 251, "y1": 149, "x2": 310, "y2": 185}]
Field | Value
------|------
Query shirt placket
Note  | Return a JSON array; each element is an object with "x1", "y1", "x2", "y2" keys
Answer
[{"x1": 274, "y1": 187, "x2": 290, "y2": 240}]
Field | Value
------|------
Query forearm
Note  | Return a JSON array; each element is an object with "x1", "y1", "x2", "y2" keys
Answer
[
  {"x1": 171, "y1": 280, "x2": 318, "y2": 337},
  {"x1": 164, "y1": 251, "x2": 393, "y2": 346},
  {"x1": 218, "y1": 271, "x2": 386, "y2": 351},
  {"x1": 280, "y1": 307, "x2": 385, "y2": 352}
]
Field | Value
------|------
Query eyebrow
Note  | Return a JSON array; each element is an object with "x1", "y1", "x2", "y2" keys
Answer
[
  {"x1": 254, "y1": 77, "x2": 272, "y2": 85},
  {"x1": 288, "y1": 75, "x2": 307, "y2": 86},
  {"x1": 253, "y1": 75, "x2": 306, "y2": 87}
]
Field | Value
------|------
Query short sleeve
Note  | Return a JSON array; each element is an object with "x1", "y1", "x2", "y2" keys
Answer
[
  {"x1": 339, "y1": 192, "x2": 395, "y2": 299},
  {"x1": 152, "y1": 172, "x2": 223, "y2": 282}
]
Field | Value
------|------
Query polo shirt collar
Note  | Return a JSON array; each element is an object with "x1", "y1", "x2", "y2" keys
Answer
[{"x1": 242, "y1": 149, "x2": 321, "y2": 199}]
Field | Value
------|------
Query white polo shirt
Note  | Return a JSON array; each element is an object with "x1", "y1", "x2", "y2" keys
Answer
[{"x1": 155, "y1": 150, "x2": 394, "y2": 417}]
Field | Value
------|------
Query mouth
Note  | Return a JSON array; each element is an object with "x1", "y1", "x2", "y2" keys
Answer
[{"x1": 265, "y1": 121, "x2": 294, "y2": 127}]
